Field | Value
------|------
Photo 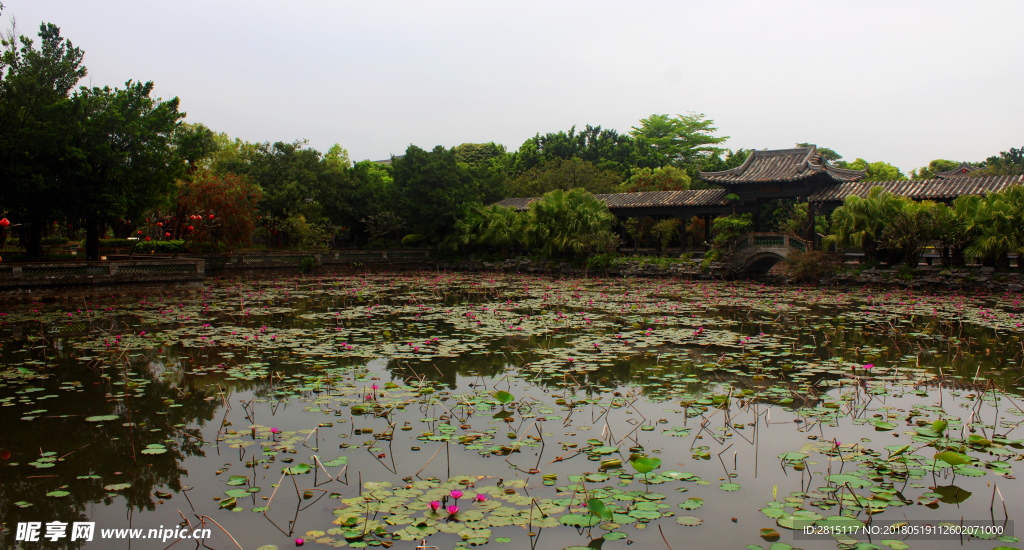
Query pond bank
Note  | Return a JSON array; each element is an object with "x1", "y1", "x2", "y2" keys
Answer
[{"x1": 440, "y1": 256, "x2": 1024, "y2": 293}]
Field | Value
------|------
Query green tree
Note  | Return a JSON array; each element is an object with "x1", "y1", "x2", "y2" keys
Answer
[
  {"x1": 711, "y1": 214, "x2": 753, "y2": 253},
  {"x1": 349, "y1": 160, "x2": 395, "y2": 221},
  {"x1": 825, "y1": 186, "x2": 908, "y2": 261},
  {"x1": 620, "y1": 166, "x2": 691, "y2": 193},
  {"x1": 508, "y1": 156, "x2": 621, "y2": 197},
  {"x1": 525, "y1": 189, "x2": 617, "y2": 257},
  {"x1": 623, "y1": 217, "x2": 651, "y2": 253},
  {"x1": 392, "y1": 144, "x2": 503, "y2": 242},
  {"x1": 776, "y1": 202, "x2": 827, "y2": 237},
  {"x1": 909, "y1": 159, "x2": 961, "y2": 180},
  {"x1": 172, "y1": 122, "x2": 219, "y2": 175},
  {"x1": 878, "y1": 200, "x2": 947, "y2": 265},
  {"x1": 838, "y1": 158, "x2": 907, "y2": 182},
  {"x1": 64, "y1": 81, "x2": 184, "y2": 260},
  {"x1": 982, "y1": 147, "x2": 1024, "y2": 176},
  {"x1": 959, "y1": 186, "x2": 1024, "y2": 268},
  {"x1": 510, "y1": 124, "x2": 651, "y2": 177},
  {"x1": 650, "y1": 218, "x2": 680, "y2": 252},
  {"x1": 453, "y1": 142, "x2": 506, "y2": 166},
  {"x1": 630, "y1": 113, "x2": 728, "y2": 168},
  {"x1": 0, "y1": 22, "x2": 86, "y2": 257},
  {"x1": 213, "y1": 140, "x2": 337, "y2": 247}
]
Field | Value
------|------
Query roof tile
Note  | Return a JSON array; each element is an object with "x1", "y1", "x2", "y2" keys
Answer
[
  {"x1": 807, "y1": 175, "x2": 1024, "y2": 202},
  {"x1": 698, "y1": 147, "x2": 864, "y2": 184}
]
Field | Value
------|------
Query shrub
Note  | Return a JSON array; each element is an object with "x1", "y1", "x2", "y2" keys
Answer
[
  {"x1": 401, "y1": 234, "x2": 426, "y2": 247},
  {"x1": 781, "y1": 250, "x2": 839, "y2": 282},
  {"x1": 131, "y1": 240, "x2": 192, "y2": 254},
  {"x1": 99, "y1": 238, "x2": 134, "y2": 248},
  {"x1": 300, "y1": 256, "x2": 316, "y2": 273},
  {"x1": 587, "y1": 253, "x2": 619, "y2": 271}
]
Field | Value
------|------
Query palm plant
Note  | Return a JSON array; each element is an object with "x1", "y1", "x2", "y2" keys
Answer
[
  {"x1": 479, "y1": 204, "x2": 525, "y2": 255},
  {"x1": 443, "y1": 202, "x2": 487, "y2": 251},
  {"x1": 526, "y1": 188, "x2": 616, "y2": 257},
  {"x1": 825, "y1": 186, "x2": 906, "y2": 262},
  {"x1": 963, "y1": 186, "x2": 1024, "y2": 269}
]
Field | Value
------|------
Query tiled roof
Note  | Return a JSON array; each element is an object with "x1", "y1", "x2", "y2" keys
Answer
[
  {"x1": 807, "y1": 175, "x2": 1024, "y2": 203},
  {"x1": 493, "y1": 189, "x2": 730, "y2": 212},
  {"x1": 493, "y1": 197, "x2": 538, "y2": 211},
  {"x1": 698, "y1": 147, "x2": 865, "y2": 184},
  {"x1": 935, "y1": 162, "x2": 980, "y2": 178},
  {"x1": 595, "y1": 189, "x2": 729, "y2": 209}
]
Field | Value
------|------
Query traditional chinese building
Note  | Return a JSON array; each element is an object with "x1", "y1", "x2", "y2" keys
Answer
[{"x1": 494, "y1": 146, "x2": 1024, "y2": 250}]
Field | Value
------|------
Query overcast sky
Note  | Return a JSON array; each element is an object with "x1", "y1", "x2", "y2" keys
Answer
[{"x1": 4, "y1": 0, "x2": 1022, "y2": 173}]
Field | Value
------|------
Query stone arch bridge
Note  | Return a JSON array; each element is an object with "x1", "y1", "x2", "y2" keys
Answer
[{"x1": 733, "y1": 233, "x2": 809, "y2": 274}]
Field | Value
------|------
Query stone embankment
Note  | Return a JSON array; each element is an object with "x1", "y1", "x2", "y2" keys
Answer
[{"x1": 441, "y1": 257, "x2": 1024, "y2": 292}]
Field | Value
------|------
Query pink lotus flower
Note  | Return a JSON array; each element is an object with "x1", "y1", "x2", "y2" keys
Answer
[
  {"x1": 473, "y1": 494, "x2": 488, "y2": 503},
  {"x1": 295, "y1": 538, "x2": 304, "y2": 546},
  {"x1": 447, "y1": 505, "x2": 459, "y2": 515},
  {"x1": 270, "y1": 427, "x2": 280, "y2": 434},
  {"x1": 371, "y1": 384, "x2": 379, "y2": 391},
  {"x1": 450, "y1": 489, "x2": 463, "y2": 499},
  {"x1": 429, "y1": 500, "x2": 441, "y2": 512},
  {"x1": 863, "y1": 364, "x2": 874, "y2": 370}
]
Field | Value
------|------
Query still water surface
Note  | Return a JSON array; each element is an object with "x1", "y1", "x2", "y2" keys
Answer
[{"x1": 2, "y1": 273, "x2": 1023, "y2": 550}]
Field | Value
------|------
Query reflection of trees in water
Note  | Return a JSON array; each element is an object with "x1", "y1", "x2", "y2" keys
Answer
[
  {"x1": 384, "y1": 351, "x2": 515, "y2": 388},
  {"x1": 0, "y1": 352, "x2": 220, "y2": 549}
]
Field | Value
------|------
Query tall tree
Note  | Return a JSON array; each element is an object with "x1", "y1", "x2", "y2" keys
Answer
[
  {"x1": 909, "y1": 159, "x2": 961, "y2": 180},
  {"x1": 172, "y1": 122, "x2": 219, "y2": 176},
  {"x1": 510, "y1": 124, "x2": 650, "y2": 177},
  {"x1": 837, "y1": 158, "x2": 907, "y2": 182},
  {"x1": 453, "y1": 142, "x2": 505, "y2": 166},
  {"x1": 392, "y1": 144, "x2": 493, "y2": 242},
  {"x1": 630, "y1": 113, "x2": 728, "y2": 168},
  {"x1": 508, "y1": 157, "x2": 621, "y2": 197},
  {"x1": 0, "y1": 22, "x2": 86, "y2": 257},
  {"x1": 620, "y1": 166, "x2": 690, "y2": 193},
  {"x1": 983, "y1": 147, "x2": 1024, "y2": 176},
  {"x1": 64, "y1": 81, "x2": 184, "y2": 260}
]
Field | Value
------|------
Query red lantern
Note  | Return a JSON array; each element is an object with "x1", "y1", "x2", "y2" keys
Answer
[
  {"x1": 188, "y1": 225, "x2": 194, "y2": 231},
  {"x1": 209, "y1": 214, "x2": 214, "y2": 219},
  {"x1": 137, "y1": 230, "x2": 143, "y2": 235},
  {"x1": 165, "y1": 232, "x2": 171, "y2": 238},
  {"x1": 157, "y1": 222, "x2": 163, "y2": 227},
  {"x1": 145, "y1": 236, "x2": 151, "y2": 241},
  {"x1": 0, "y1": 218, "x2": 9, "y2": 228}
]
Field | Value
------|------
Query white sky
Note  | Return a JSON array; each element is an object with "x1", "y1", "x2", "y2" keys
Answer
[{"x1": 4, "y1": 0, "x2": 1022, "y2": 173}]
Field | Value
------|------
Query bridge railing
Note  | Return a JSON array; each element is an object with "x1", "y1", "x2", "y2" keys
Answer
[{"x1": 739, "y1": 233, "x2": 810, "y2": 252}]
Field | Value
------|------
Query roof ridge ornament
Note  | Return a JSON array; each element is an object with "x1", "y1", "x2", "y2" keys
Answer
[{"x1": 699, "y1": 146, "x2": 863, "y2": 184}]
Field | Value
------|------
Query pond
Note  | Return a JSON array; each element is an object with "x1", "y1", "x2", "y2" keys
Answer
[{"x1": 2, "y1": 272, "x2": 1023, "y2": 550}]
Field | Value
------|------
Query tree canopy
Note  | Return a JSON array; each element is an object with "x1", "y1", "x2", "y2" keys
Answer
[
  {"x1": 630, "y1": 113, "x2": 728, "y2": 168},
  {"x1": 507, "y1": 157, "x2": 621, "y2": 197}
]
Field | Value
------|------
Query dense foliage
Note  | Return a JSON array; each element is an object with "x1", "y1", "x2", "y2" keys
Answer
[
  {"x1": 825, "y1": 184, "x2": 1024, "y2": 269},
  {"x1": 0, "y1": 15, "x2": 1020, "y2": 260},
  {"x1": 446, "y1": 189, "x2": 617, "y2": 258}
]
